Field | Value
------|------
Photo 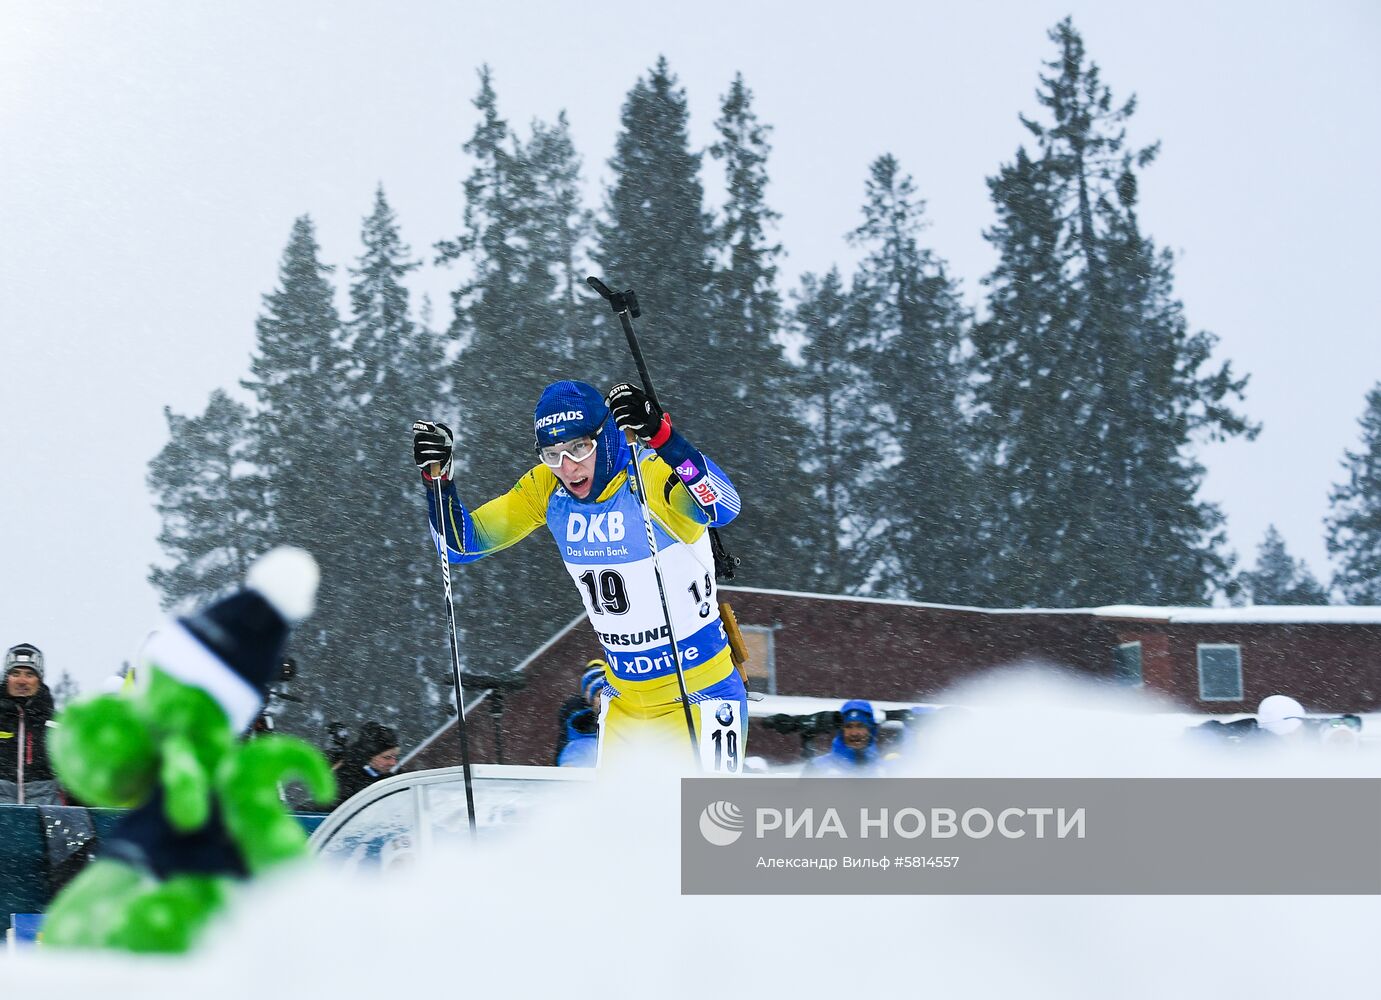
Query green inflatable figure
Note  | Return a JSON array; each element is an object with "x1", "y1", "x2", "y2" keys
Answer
[{"x1": 44, "y1": 547, "x2": 337, "y2": 953}]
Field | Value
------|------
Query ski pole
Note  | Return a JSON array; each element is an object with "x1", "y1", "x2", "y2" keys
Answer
[
  {"x1": 586, "y1": 276, "x2": 738, "y2": 580},
  {"x1": 586, "y1": 276, "x2": 700, "y2": 762},
  {"x1": 428, "y1": 465, "x2": 478, "y2": 836},
  {"x1": 626, "y1": 437, "x2": 699, "y2": 761},
  {"x1": 587, "y1": 278, "x2": 660, "y2": 407}
]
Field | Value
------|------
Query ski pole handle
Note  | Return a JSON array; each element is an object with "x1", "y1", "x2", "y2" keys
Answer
[
  {"x1": 586, "y1": 276, "x2": 639, "y2": 318},
  {"x1": 586, "y1": 275, "x2": 658, "y2": 409}
]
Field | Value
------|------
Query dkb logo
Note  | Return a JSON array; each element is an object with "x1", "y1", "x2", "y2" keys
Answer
[
  {"x1": 698, "y1": 800, "x2": 745, "y2": 846},
  {"x1": 567, "y1": 511, "x2": 625, "y2": 542}
]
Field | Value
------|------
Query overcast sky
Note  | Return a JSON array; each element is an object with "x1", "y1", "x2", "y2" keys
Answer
[{"x1": 3, "y1": 1, "x2": 1378, "y2": 693}]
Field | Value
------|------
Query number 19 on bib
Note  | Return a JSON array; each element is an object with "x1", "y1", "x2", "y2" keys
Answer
[{"x1": 697, "y1": 700, "x2": 745, "y2": 773}]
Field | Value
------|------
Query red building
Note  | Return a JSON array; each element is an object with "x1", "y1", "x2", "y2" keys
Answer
[{"x1": 404, "y1": 587, "x2": 1381, "y2": 769}]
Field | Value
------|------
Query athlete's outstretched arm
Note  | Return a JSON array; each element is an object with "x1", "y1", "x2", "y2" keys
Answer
[
  {"x1": 647, "y1": 431, "x2": 740, "y2": 529},
  {"x1": 413, "y1": 420, "x2": 551, "y2": 563},
  {"x1": 605, "y1": 383, "x2": 741, "y2": 529},
  {"x1": 424, "y1": 473, "x2": 551, "y2": 564}
]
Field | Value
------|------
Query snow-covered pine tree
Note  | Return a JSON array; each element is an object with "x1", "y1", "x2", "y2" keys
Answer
[
  {"x1": 337, "y1": 187, "x2": 448, "y2": 747},
  {"x1": 435, "y1": 69, "x2": 585, "y2": 675},
  {"x1": 971, "y1": 145, "x2": 1077, "y2": 606},
  {"x1": 592, "y1": 58, "x2": 717, "y2": 427},
  {"x1": 1326, "y1": 383, "x2": 1381, "y2": 604},
  {"x1": 49, "y1": 669, "x2": 81, "y2": 711},
  {"x1": 239, "y1": 216, "x2": 353, "y2": 735},
  {"x1": 972, "y1": 19, "x2": 1256, "y2": 607},
  {"x1": 147, "y1": 389, "x2": 259, "y2": 611},
  {"x1": 790, "y1": 268, "x2": 878, "y2": 595},
  {"x1": 521, "y1": 111, "x2": 593, "y2": 364},
  {"x1": 1237, "y1": 525, "x2": 1328, "y2": 605},
  {"x1": 848, "y1": 155, "x2": 977, "y2": 603},
  {"x1": 707, "y1": 72, "x2": 811, "y2": 588}
]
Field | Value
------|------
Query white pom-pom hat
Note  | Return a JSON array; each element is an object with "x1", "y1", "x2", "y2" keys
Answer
[{"x1": 1257, "y1": 694, "x2": 1306, "y2": 736}]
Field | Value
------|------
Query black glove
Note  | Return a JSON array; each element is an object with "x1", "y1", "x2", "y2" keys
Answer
[
  {"x1": 605, "y1": 383, "x2": 667, "y2": 443},
  {"x1": 412, "y1": 421, "x2": 454, "y2": 481}
]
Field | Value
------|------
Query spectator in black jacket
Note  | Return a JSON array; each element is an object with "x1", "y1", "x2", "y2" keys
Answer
[
  {"x1": 331, "y1": 722, "x2": 400, "y2": 808},
  {"x1": 0, "y1": 643, "x2": 61, "y2": 804}
]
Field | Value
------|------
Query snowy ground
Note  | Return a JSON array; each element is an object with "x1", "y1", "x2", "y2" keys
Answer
[{"x1": 8, "y1": 669, "x2": 1379, "y2": 998}]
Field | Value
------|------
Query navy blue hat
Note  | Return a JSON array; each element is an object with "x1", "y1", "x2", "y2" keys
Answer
[
  {"x1": 180, "y1": 591, "x2": 291, "y2": 699},
  {"x1": 839, "y1": 699, "x2": 877, "y2": 735},
  {"x1": 534, "y1": 380, "x2": 608, "y2": 447}
]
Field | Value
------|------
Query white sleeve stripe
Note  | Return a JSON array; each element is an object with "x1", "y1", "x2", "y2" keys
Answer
[
  {"x1": 707, "y1": 472, "x2": 736, "y2": 499},
  {"x1": 707, "y1": 474, "x2": 741, "y2": 512},
  {"x1": 715, "y1": 495, "x2": 741, "y2": 515}
]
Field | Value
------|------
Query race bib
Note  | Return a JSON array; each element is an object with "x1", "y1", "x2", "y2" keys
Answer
[{"x1": 697, "y1": 698, "x2": 746, "y2": 774}]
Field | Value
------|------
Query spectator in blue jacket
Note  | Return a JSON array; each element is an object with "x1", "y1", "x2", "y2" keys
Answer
[
  {"x1": 804, "y1": 699, "x2": 883, "y2": 775},
  {"x1": 557, "y1": 666, "x2": 605, "y2": 768}
]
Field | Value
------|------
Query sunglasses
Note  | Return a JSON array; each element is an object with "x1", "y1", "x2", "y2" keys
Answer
[
  {"x1": 536, "y1": 414, "x2": 609, "y2": 468},
  {"x1": 537, "y1": 437, "x2": 598, "y2": 468}
]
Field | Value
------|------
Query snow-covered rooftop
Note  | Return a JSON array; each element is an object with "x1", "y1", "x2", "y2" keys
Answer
[
  {"x1": 722, "y1": 586, "x2": 1381, "y2": 625},
  {"x1": 721, "y1": 585, "x2": 1086, "y2": 616},
  {"x1": 1093, "y1": 605, "x2": 1381, "y2": 625}
]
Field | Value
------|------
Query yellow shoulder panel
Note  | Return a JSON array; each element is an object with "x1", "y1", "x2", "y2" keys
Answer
[{"x1": 467, "y1": 465, "x2": 558, "y2": 555}]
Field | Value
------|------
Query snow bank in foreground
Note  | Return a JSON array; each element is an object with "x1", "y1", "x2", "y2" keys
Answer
[{"x1": 8, "y1": 669, "x2": 1378, "y2": 998}]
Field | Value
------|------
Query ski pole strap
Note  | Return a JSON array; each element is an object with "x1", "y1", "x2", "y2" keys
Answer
[{"x1": 646, "y1": 414, "x2": 673, "y2": 450}]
